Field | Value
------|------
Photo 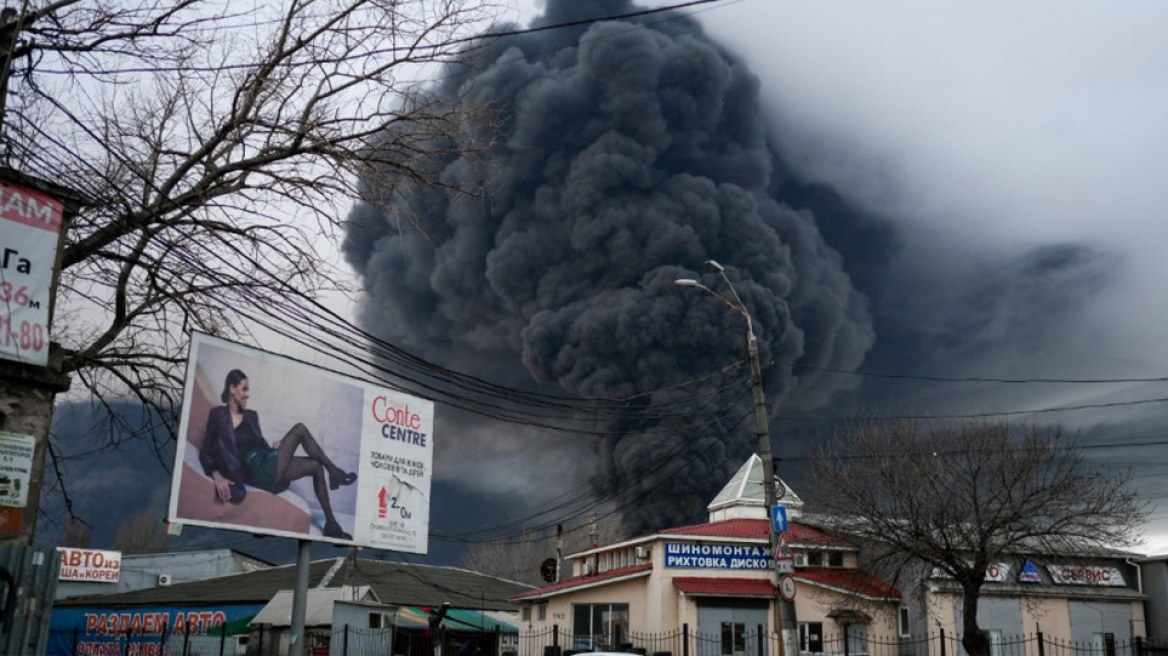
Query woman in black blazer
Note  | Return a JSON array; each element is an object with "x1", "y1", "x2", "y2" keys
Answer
[{"x1": 199, "y1": 369, "x2": 357, "y2": 539}]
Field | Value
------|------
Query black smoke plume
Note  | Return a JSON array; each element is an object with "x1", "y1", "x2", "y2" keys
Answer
[{"x1": 343, "y1": 0, "x2": 874, "y2": 534}]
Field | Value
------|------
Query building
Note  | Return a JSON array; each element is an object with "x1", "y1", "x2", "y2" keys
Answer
[
  {"x1": 1135, "y1": 554, "x2": 1168, "y2": 640},
  {"x1": 55, "y1": 548, "x2": 273, "y2": 599},
  {"x1": 513, "y1": 456, "x2": 901, "y2": 656},
  {"x1": 513, "y1": 455, "x2": 1150, "y2": 656},
  {"x1": 49, "y1": 555, "x2": 531, "y2": 656}
]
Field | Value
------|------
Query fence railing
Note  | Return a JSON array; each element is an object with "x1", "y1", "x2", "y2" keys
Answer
[{"x1": 45, "y1": 624, "x2": 1168, "y2": 656}]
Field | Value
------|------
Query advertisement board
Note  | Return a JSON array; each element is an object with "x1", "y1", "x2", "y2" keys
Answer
[
  {"x1": 167, "y1": 333, "x2": 433, "y2": 551},
  {"x1": 0, "y1": 180, "x2": 64, "y2": 366},
  {"x1": 57, "y1": 547, "x2": 122, "y2": 583}
]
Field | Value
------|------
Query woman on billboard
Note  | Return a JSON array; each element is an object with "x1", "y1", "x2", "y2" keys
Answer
[{"x1": 199, "y1": 369, "x2": 358, "y2": 539}]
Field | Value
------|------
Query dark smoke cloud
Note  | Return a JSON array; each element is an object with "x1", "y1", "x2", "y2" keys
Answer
[{"x1": 343, "y1": 0, "x2": 874, "y2": 533}]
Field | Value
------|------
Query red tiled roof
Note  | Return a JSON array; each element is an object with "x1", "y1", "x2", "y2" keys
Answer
[
  {"x1": 512, "y1": 564, "x2": 652, "y2": 600},
  {"x1": 661, "y1": 519, "x2": 854, "y2": 548},
  {"x1": 797, "y1": 567, "x2": 900, "y2": 600},
  {"x1": 673, "y1": 577, "x2": 775, "y2": 597}
]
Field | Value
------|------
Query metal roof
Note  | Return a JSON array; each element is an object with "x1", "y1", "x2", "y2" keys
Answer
[{"x1": 57, "y1": 558, "x2": 532, "y2": 611}]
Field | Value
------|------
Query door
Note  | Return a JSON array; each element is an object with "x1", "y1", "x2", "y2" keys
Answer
[{"x1": 697, "y1": 600, "x2": 769, "y2": 656}]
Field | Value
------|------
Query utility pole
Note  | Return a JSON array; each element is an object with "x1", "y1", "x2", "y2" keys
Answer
[{"x1": 675, "y1": 261, "x2": 800, "y2": 656}]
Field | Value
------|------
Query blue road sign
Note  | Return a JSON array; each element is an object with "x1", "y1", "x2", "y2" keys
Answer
[{"x1": 771, "y1": 505, "x2": 788, "y2": 533}]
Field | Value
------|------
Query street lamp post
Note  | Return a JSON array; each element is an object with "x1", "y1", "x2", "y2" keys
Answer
[{"x1": 676, "y1": 260, "x2": 800, "y2": 656}]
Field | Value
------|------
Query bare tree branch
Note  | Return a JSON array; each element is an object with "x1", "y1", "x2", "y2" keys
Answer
[{"x1": 807, "y1": 420, "x2": 1147, "y2": 656}]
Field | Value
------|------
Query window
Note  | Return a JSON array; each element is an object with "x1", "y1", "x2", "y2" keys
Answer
[
  {"x1": 987, "y1": 630, "x2": 1004, "y2": 656},
  {"x1": 538, "y1": 604, "x2": 547, "y2": 622},
  {"x1": 521, "y1": 605, "x2": 531, "y2": 622},
  {"x1": 807, "y1": 552, "x2": 823, "y2": 566},
  {"x1": 573, "y1": 604, "x2": 629, "y2": 651},
  {"x1": 828, "y1": 551, "x2": 844, "y2": 567},
  {"x1": 845, "y1": 624, "x2": 868, "y2": 656},
  {"x1": 1092, "y1": 633, "x2": 1117, "y2": 656},
  {"x1": 721, "y1": 622, "x2": 747, "y2": 656},
  {"x1": 898, "y1": 608, "x2": 910, "y2": 638},
  {"x1": 799, "y1": 622, "x2": 823, "y2": 653},
  {"x1": 369, "y1": 613, "x2": 386, "y2": 629}
]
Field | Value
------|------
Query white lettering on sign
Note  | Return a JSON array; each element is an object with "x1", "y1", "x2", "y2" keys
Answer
[
  {"x1": 57, "y1": 547, "x2": 122, "y2": 583},
  {"x1": 664, "y1": 542, "x2": 772, "y2": 570},
  {"x1": 1047, "y1": 565, "x2": 1126, "y2": 587}
]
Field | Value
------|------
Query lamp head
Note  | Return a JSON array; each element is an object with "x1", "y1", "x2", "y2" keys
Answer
[
  {"x1": 703, "y1": 259, "x2": 724, "y2": 274},
  {"x1": 674, "y1": 279, "x2": 700, "y2": 288}
]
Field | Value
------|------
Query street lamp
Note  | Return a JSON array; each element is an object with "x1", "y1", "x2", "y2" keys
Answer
[{"x1": 675, "y1": 260, "x2": 800, "y2": 656}]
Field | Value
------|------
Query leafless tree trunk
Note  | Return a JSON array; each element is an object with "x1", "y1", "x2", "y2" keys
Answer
[{"x1": 807, "y1": 420, "x2": 1146, "y2": 656}]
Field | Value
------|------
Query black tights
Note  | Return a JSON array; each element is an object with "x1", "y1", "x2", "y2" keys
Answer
[{"x1": 276, "y1": 423, "x2": 344, "y2": 528}]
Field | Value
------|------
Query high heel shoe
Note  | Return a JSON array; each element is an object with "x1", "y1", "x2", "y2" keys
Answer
[
  {"x1": 329, "y1": 469, "x2": 357, "y2": 490},
  {"x1": 323, "y1": 521, "x2": 352, "y2": 540}
]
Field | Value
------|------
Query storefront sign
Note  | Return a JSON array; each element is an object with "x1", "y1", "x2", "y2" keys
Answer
[
  {"x1": 57, "y1": 548, "x2": 122, "y2": 583},
  {"x1": 1047, "y1": 565, "x2": 1126, "y2": 586},
  {"x1": 985, "y1": 562, "x2": 1011, "y2": 582},
  {"x1": 1017, "y1": 559, "x2": 1043, "y2": 583},
  {"x1": 48, "y1": 604, "x2": 263, "y2": 656},
  {"x1": 664, "y1": 542, "x2": 771, "y2": 570},
  {"x1": 931, "y1": 562, "x2": 1011, "y2": 582},
  {"x1": 0, "y1": 181, "x2": 64, "y2": 366},
  {"x1": 0, "y1": 432, "x2": 35, "y2": 507}
]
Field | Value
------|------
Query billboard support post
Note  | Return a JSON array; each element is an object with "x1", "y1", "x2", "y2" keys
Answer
[{"x1": 290, "y1": 539, "x2": 310, "y2": 656}]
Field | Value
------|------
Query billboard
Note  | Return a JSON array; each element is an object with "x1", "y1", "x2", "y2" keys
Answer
[
  {"x1": 167, "y1": 333, "x2": 433, "y2": 551},
  {"x1": 57, "y1": 547, "x2": 121, "y2": 583},
  {"x1": 0, "y1": 180, "x2": 64, "y2": 366}
]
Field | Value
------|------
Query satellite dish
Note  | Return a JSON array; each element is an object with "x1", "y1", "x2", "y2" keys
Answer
[{"x1": 540, "y1": 558, "x2": 558, "y2": 583}]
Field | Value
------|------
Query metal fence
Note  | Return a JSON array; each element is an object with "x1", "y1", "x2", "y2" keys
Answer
[{"x1": 44, "y1": 625, "x2": 1168, "y2": 656}]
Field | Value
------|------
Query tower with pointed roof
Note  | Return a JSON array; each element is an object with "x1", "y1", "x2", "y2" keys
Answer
[{"x1": 707, "y1": 453, "x2": 804, "y2": 522}]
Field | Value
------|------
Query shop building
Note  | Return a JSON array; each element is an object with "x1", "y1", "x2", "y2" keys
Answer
[
  {"x1": 50, "y1": 555, "x2": 529, "y2": 656},
  {"x1": 513, "y1": 456, "x2": 901, "y2": 655},
  {"x1": 514, "y1": 455, "x2": 1150, "y2": 656}
]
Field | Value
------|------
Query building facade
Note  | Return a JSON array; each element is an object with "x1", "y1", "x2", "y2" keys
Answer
[{"x1": 514, "y1": 456, "x2": 1150, "y2": 656}]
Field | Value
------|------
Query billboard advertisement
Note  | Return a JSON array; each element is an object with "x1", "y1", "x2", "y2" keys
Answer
[
  {"x1": 0, "y1": 180, "x2": 64, "y2": 366},
  {"x1": 167, "y1": 333, "x2": 433, "y2": 551},
  {"x1": 57, "y1": 547, "x2": 122, "y2": 583}
]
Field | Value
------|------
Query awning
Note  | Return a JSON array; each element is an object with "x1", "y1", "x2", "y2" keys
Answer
[
  {"x1": 673, "y1": 577, "x2": 775, "y2": 598},
  {"x1": 394, "y1": 606, "x2": 518, "y2": 632}
]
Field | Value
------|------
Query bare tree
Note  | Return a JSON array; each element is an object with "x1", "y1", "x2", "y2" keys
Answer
[
  {"x1": 0, "y1": 0, "x2": 497, "y2": 452},
  {"x1": 113, "y1": 511, "x2": 169, "y2": 554},
  {"x1": 461, "y1": 512, "x2": 628, "y2": 585},
  {"x1": 61, "y1": 516, "x2": 92, "y2": 548},
  {"x1": 807, "y1": 420, "x2": 1146, "y2": 656}
]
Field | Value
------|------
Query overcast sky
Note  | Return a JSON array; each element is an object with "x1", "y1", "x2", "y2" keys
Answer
[{"x1": 691, "y1": 0, "x2": 1168, "y2": 547}]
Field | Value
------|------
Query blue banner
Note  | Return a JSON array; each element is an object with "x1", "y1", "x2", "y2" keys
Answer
[
  {"x1": 664, "y1": 542, "x2": 773, "y2": 570},
  {"x1": 48, "y1": 604, "x2": 264, "y2": 656}
]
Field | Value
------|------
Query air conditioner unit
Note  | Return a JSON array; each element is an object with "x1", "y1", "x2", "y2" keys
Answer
[
  {"x1": 793, "y1": 554, "x2": 808, "y2": 568},
  {"x1": 157, "y1": 574, "x2": 172, "y2": 587},
  {"x1": 634, "y1": 546, "x2": 650, "y2": 560}
]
